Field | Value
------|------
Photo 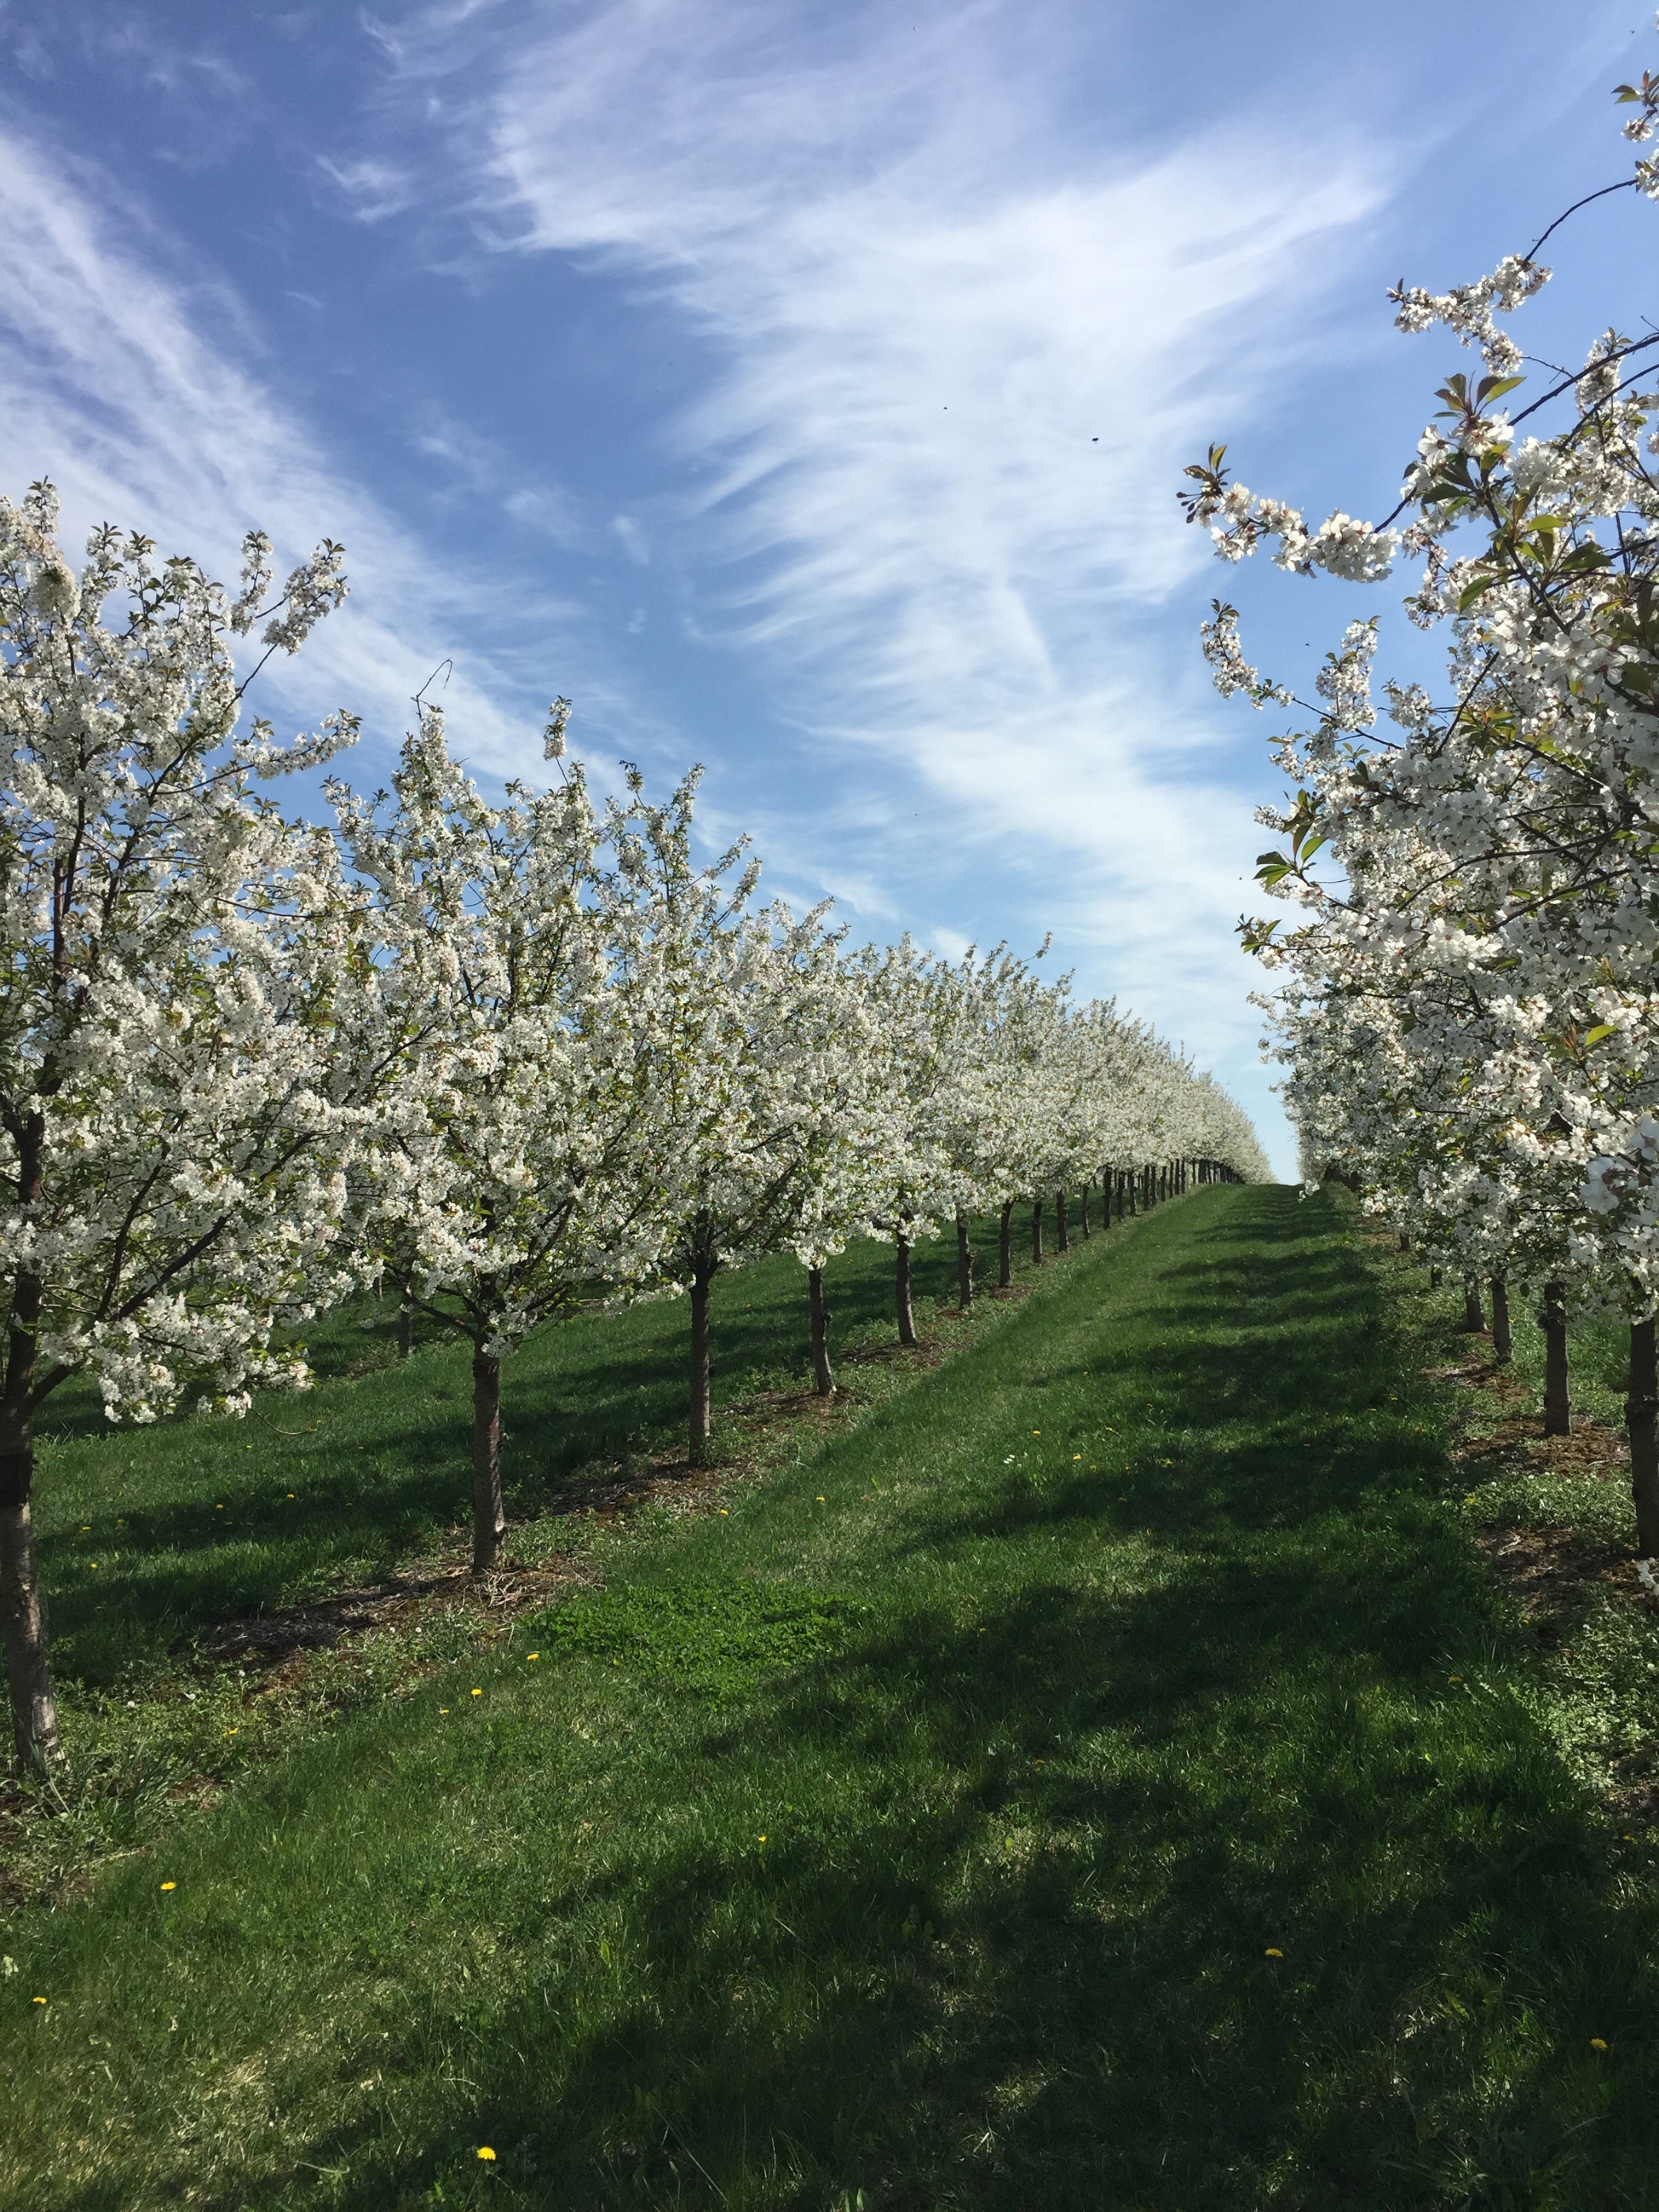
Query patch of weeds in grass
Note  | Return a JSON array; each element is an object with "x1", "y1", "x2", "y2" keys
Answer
[
  {"x1": 528, "y1": 1580, "x2": 869, "y2": 1704},
  {"x1": 1525, "y1": 1597, "x2": 1659, "y2": 1780},
  {"x1": 1378, "y1": 1235, "x2": 1659, "y2": 1831},
  {"x1": 1465, "y1": 1468, "x2": 1637, "y2": 1545}
]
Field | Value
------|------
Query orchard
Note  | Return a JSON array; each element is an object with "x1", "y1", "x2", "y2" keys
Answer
[{"x1": 15, "y1": 30, "x2": 1659, "y2": 2210}]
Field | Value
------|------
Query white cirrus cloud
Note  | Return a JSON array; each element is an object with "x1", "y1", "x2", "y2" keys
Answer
[
  {"x1": 0, "y1": 122, "x2": 616, "y2": 782},
  {"x1": 399, "y1": 0, "x2": 1396, "y2": 1162}
]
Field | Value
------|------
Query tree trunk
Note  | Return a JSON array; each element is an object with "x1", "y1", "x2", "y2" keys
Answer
[
  {"x1": 1461, "y1": 1279, "x2": 1485, "y2": 1333},
  {"x1": 1055, "y1": 1190, "x2": 1069, "y2": 1253},
  {"x1": 1490, "y1": 1277, "x2": 1512, "y2": 1363},
  {"x1": 998, "y1": 1200, "x2": 1013, "y2": 1288},
  {"x1": 808, "y1": 1266, "x2": 834, "y2": 1396},
  {"x1": 398, "y1": 1280, "x2": 413, "y2": 1361},
  {"x1": 471, "y1": 1347, "x2": 505, "y2": 1575},
  {"x1": 1541, "y1": 1280, "x2": 1570, "y2": 1436},
  {"x1": 1, "y1": 1423, "x2": 57, "y2": 1777},
  {"x1": 690, "y1": 1256, "x2": 717, "y2": 1462},
  {"x1": 1429, "y1": 1267, "x2": 1441, "y2": 1289},
  {"x1": 1629, "y1": 1318, "x2": 1659, "y2": 1555},
  {"x1": 1398, "y1": 1233, "x2": 1410, "y2": 1252},
  {"x1": 2, "y1": 1222, "x2": 59, "y2": 1774},
  {"x1": 955, "y1": 1212, "x2": 975, "y2": 1311},
  {"x1": 1079, "y1": 1183, "x2": 1091, "y2": 1238},
  {"x1": 896, "y1": 1238, "x2": 917, "y2": 1347},
  {"x1": 1031, "y1": 1199, "x2": 1044, "y2": 1266}
]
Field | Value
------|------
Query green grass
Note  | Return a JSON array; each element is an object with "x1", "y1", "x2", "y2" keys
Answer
[
  {"x1": 5, "y1": 1188, "x2": 1659, "y2": 2209},
  {"x1": 7, "y1": 1224, "x2": 996, "y2": 1900}
]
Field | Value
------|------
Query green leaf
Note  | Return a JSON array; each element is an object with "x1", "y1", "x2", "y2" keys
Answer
[
  {"x1": 1458, "y1": 572, "x2": 1501, "y2": 611},
  {"x1": 1584, "y1": 1023, "x2": 1618, "y2": 1047}
]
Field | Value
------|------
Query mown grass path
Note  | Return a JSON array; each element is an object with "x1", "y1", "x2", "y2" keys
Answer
[{"x1": 5, "y1": 1187, "x2": 1658, "y2": 2210}]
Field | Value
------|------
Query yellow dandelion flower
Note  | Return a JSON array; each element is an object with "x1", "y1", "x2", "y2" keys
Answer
[
  {"x1": 527, "y1": 1653, "x2": 540, "y2": 1662},
  {"x1": 470, "y1": 1688, "x2": 482, "y2": 1697},
  {"x1": 719, "y1": 1508, "x2": 729, "y2": 1515},
  {"x1": 757, "y1": 1833, "x2": 767, "y2": 1843},
  {"x1": 1072, "y1": 1454, "x2": 1082, "y2": 1460},
  {"x1": 439, "y1": 1707, "x2": 449, "y2": 1714},
  {"x1": 1264, "y1": 1946, "x2": 1283, "y2": 1958},
  {"x1": 1591, "y1": 2037, "x2": 1609, "y2": 2051},
  {"x1": 160, "y1": 1881, "x2": 176, "y2": 1892},
  {"x1": 477, "y1": 2144, "x2": 497, "y2": 2160},
  {"x1": 816, "y1": 1495, "x2": 825, "y2": 1502},
  {"x1": 31, "y1": 1995, "x2": 46, "y2": 2004}
]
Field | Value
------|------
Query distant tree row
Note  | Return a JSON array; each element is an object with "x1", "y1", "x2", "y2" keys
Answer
[{"x1": 0, "y1": 485, "x2": 1266, "y2": 1772}]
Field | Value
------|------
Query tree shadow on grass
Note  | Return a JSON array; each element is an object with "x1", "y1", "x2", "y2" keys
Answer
[
  {"x1": 243, "y1": 1190, "x2": 1659, "y2": 2211},
  {"x1": 38, "y1": 1234, "x2": 998, "y2": 1686}
]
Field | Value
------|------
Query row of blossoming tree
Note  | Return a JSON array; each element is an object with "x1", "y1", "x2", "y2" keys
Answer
[
  {"x1": 0, "y1": 483, "x2": 1267, "y2": 1773},
  {"x1": 1182, "y1": 49, "x2": 1659, "y2": 1558}
]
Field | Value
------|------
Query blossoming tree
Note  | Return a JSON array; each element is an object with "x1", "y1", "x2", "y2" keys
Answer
[{"x1": 0, "y1": 485, "x2": 368, "y2": 1773}]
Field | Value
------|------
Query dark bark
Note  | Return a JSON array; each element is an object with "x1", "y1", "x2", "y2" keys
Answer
[
  {"x1": 690, "y1": 1255, "x2": 717, "y2": 1462},
  {"x1": 471, "y1": 1347, "x2": 505, "y2": 1575},
  {"x1": 1490, "y1": 1277, "x2": 1512, "y2": 1363},
  {"x1": 998, "y1": 1200, "x2": 1013, "y2": 1288},
  {"x1": 1, "y1": 1418, "x2": 56, "y2": 1777},
  {"x1": 1629, "y1": 1318, "x2": 1659, "y2": 1555},
  {"x1": 1031, "y1": 1199, "x2": 1045, "y2": 1267},
  {"x1": 896, "y1": 1239, "x2": 917, "y2": 1347},
  {"x1": 955, "y1": 1212, "x2": 975, "y2": 1311},
  {"x1": 398, "y1": 1280, "x2": 413, "y2": 1361},
  {"x1": 1461, "y1": 1279, "x2": 1486, "y2": 1333},
  {"x1": 1055, "y1": 1191, "x2": 1069, "y2": 1254},
  {"x1": 1429, "y1": 1267, "x2": 1442, "y2": 1290},
  {"x1": 1080, "y1": 1182, "x2": 1091, "y2": 1237},
  {"x1": 1541, "y1": 1280, "x2": 1571, "y2": 1436},
  {"x1": 808, "y1": 1266, "x2": 834, "y2": 1396},
  {"x1": 2, "y1": 1109, "x2": 59, "y2": 1774},
  {"x1": 1398, "y1": 1233, "x2": 1410, "y2": 1251}
]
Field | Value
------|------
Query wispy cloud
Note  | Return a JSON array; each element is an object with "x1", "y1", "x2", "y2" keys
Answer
[
  {"x1": 404, "y1": 0, "x2": 1394, "y2": 1152},
  {"x1": 0, "y1": 122, "x2": 612, "y2": 780}
]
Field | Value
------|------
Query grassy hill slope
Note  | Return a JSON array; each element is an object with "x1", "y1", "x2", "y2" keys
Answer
[{"x1": 5, "y1": 1187, "x2": 1657, "y2": 2211}]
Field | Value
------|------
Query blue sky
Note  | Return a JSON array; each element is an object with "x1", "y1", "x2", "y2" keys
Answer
[{"x1": 1, "y1": 0, "x2": 1652, "y2": 1174}]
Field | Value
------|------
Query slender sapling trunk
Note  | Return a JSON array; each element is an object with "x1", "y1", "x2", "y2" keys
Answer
[
  {"x1": 2, "y1": 1233, "x2": 61, "y2": 1772},
  {"x1": 1, "y1": 1431, "x2": 57, "y2": 1775},
  {"x1": 690, "y1": 1255, "x2": 717, "y2": 1462},
  {"x1": 896, "y1": 1238, "x2": 917, "y2": 1347},
  {"x1": 1541, "y1": 1280, "x2": 1571, "y2": 1436},
  {"x1": 1031, "y1": 1199, "x2": 1044, "y2": 1266},
  {"x1": 1461, "y1": 1279, "x2": 1486, "y2": 1333},
  {"x1": 1080, "y1": 1182, "x2": 1091, "y2": 1238},
  {"x1": 998, "y1": 1200, "x2": 1013, "y2": 1288},
  {"x1": 398, "y1": 1280, "x2": 413, "y2": 1361},
  {"x1": 1629, "y1": 1317, "x2": 1659, "y2": 1555},
  {"x1": 471, "y1": 1346, "x2": 505, "y2": 1574},
  {"x1": 955, "y1": 1212, "x2": 975, "y2": 1311},
  {"x1": 808, "y1": 1266, "x2": 834, "y2": 1397},
  {"x1": 1490, "y1": 1278, "x2": 1512, "y2": 1363}
]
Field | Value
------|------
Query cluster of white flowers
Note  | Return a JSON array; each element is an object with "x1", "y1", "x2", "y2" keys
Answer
[
  {"x1": 0, "y1": 479, "x2": 1266, "y2": 1772},
  {"x1": 1190, "y1": 40, "x2": 1659, "y2": 1561}
]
